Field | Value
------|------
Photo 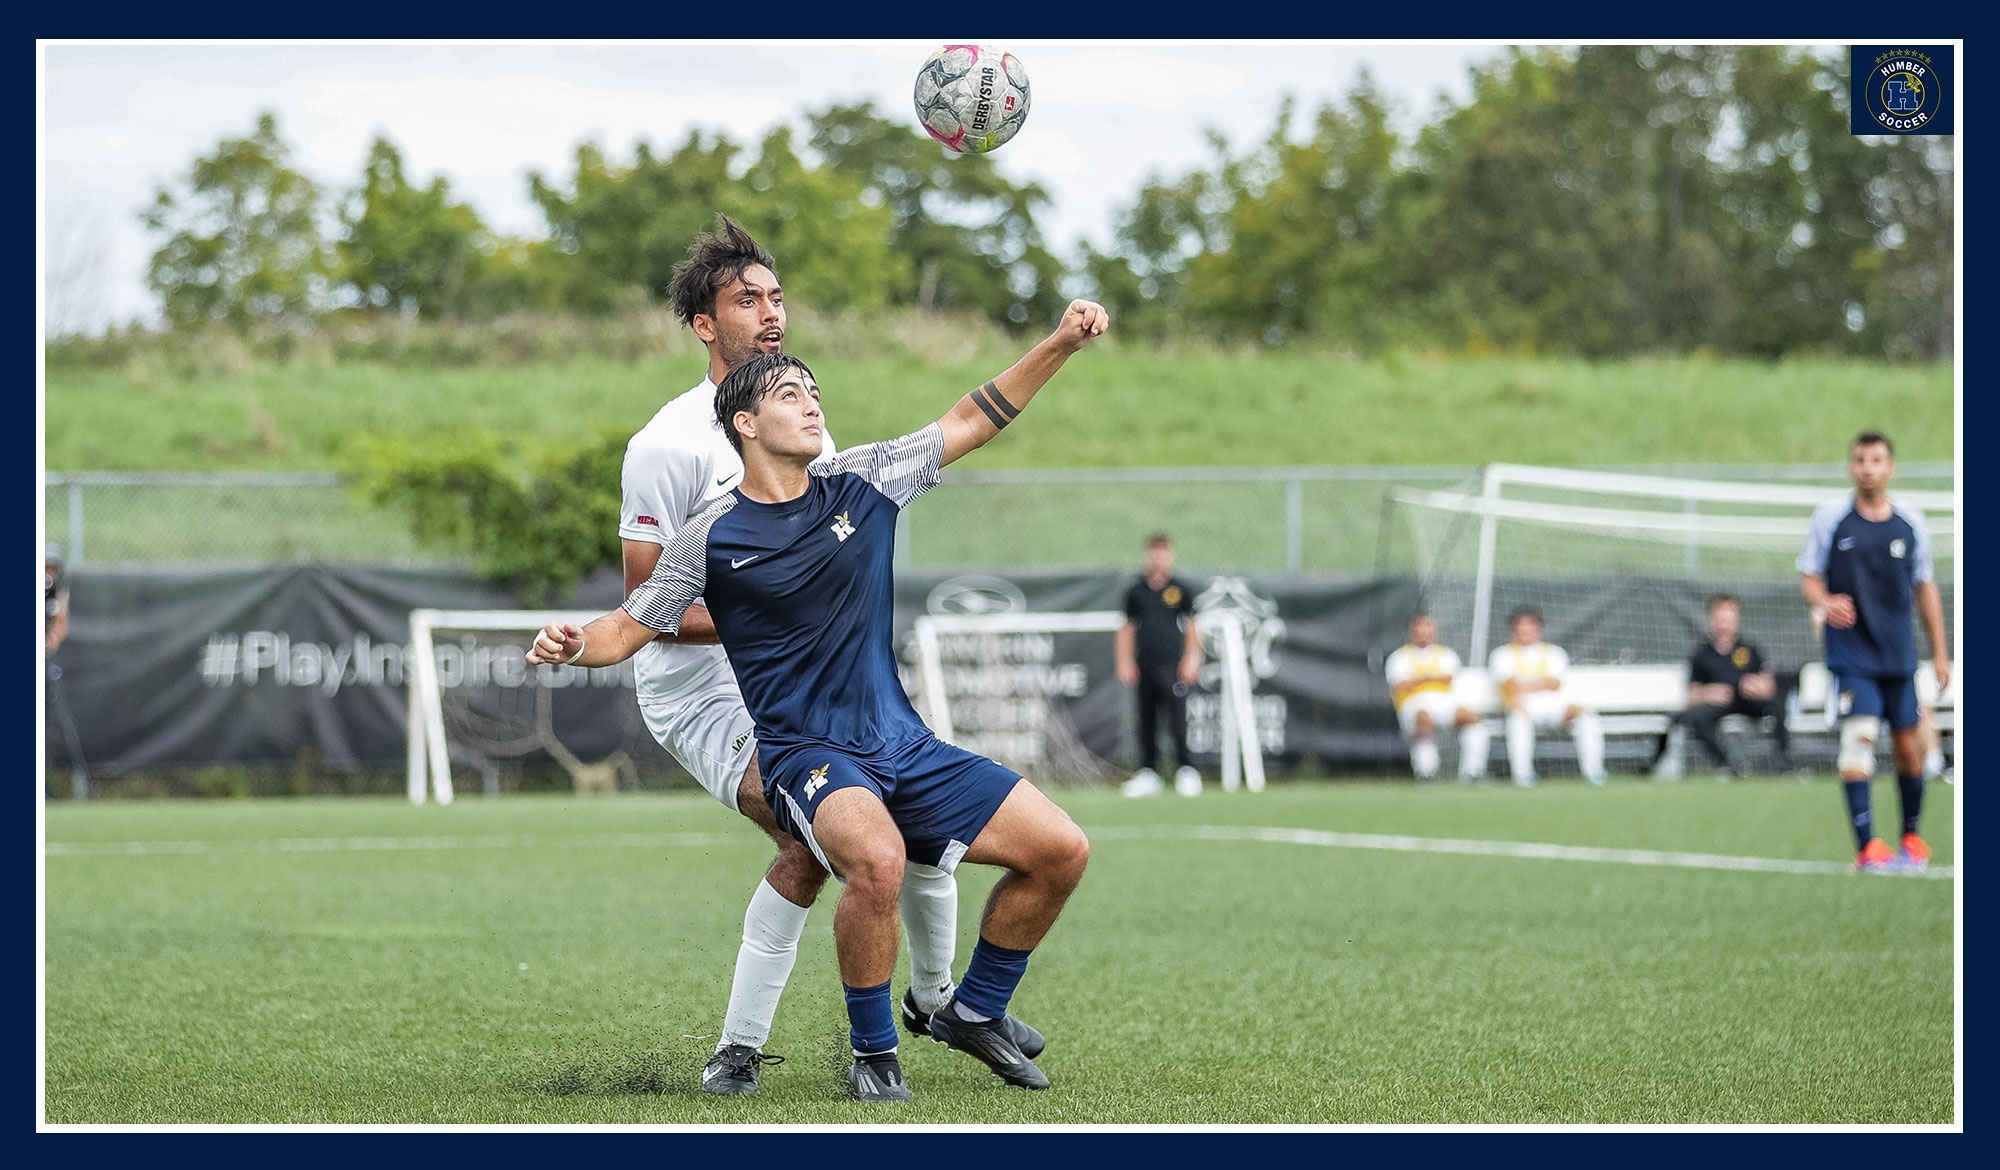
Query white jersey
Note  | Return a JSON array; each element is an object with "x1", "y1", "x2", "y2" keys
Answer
[
  {"x1": 619, "y1": 377, "x2": 835, "y2": 706},
  {"x1": 1487, "y1": 641, "x2": 1569, "y2": 689},
  {"x1": 1384, "y1": 643, "x2": 1460, "y2": 712}
]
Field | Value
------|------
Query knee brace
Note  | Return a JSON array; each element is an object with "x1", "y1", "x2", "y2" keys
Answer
[{"x1": 1838, "y1": 715, "x2": 1882, "y2": 775}]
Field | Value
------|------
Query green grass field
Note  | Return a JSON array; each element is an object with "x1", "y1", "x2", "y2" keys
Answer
[
  {"x1": 43, "y1": 778, "x2": 1957, "y2": 1125},
  {"x1": 45, "y1": 352, "x2": 1954, "y2": 472}
]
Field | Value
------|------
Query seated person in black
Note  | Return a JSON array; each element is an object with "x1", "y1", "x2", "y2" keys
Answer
[{"x1": 1658, "y1": 593, "x2": 1795, "y2": 775}]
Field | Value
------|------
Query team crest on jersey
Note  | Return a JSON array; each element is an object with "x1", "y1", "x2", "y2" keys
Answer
[
  {"x1": 1162, "y1": 585, "x2": 1182, "y2": 607},
  {"x1": 1890, "y1": 538, "x2": 1907, "y2": 559},
  {"x1": 804, "y1": 763, "x2": 831, "y2": 799},
  {"x1": 1732, "y1": 647, "x2": 1751, "y2": 668},
  {"x1": 831, "y1": 511, "x2": 855, "y2": 542}
]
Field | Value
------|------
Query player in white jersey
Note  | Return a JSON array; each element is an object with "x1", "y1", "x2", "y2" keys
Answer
[
  {"x1": 630, "y1": 217, "x2": 982, "y2": 1093},
  {"x1": 1486, "y1": 606, "x2": 1606, "y2": 787},
  {"x1": 1384, "y1": 614, "x2": 1491, "y2": 782}
]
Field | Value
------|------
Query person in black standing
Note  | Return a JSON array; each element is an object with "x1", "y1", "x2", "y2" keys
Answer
[
  {"x1": 1655, "y1": 593, "x2": 1795, "y2": 777},
  {"x1": 1115, "y1": 534, "x2": 1204, "y2": 797}
]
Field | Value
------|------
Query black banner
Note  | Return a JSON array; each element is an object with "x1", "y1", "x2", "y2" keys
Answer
[{"x1": 47, "y1": 564, "x2": 1926, "y2": 783}]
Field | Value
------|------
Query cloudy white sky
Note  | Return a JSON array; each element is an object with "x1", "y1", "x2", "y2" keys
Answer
[{"x1": 38, "y1": 40, "x2": 1839, "y2": 334}]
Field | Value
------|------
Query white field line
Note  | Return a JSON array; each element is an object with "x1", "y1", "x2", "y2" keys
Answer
[
  {"x1": 1089, "y1": 825, "x2": 1957, "y2": 879},
  {"x1": 44, "y1": 825, "x2": 1955, "y2": 879}
]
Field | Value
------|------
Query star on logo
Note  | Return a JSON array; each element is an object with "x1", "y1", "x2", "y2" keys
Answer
[{"x1": 831, "y1": 511, "x2": 856, "y2": 542}]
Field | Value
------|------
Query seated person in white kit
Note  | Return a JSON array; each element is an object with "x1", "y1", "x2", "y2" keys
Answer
[
  {"x1": 1486, "y1": 606, "x2": 1606, "y2": 787},
  {"x1": 1384, "y1": 613, "x2": 1490, "y2": 782}
]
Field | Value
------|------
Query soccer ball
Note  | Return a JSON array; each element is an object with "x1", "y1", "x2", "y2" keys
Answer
[{"x1": 913, "y1": 44, "x2": 1031, "y2": 154}]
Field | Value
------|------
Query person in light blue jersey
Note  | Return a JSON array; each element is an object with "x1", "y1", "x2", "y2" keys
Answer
[
  {"x1": 1798, "y1": 431, "x2": 1951, "y2": 874},
  {"x1": 528, "y1": 299, "x2": 1109, "y2": 1101}
]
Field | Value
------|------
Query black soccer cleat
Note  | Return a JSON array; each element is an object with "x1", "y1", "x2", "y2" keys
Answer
[
  {"x1": 847, "y1": 1050, "x2": 915, "y2": 1103},
  {"x1": 923, "y1": 1000, "x2": 1052, "y2": 1090},
  {"x1": 901, "y1": 988, "x2": 1047, "y2": 1058},
  {"x1": 701, "y1": 1043, "x2": 783, "y2": 1095}
]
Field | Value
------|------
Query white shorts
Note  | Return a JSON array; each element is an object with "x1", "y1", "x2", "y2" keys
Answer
[
  {"x1": 639, "y1": 680, "x2": 758, "y2": 813},
  {"x1": 1510, "y1": 691, "x2": 1572, "y2": 729},
  {"x1": 1396, "y1": 691, "x2": 1464, "y2": 736}
]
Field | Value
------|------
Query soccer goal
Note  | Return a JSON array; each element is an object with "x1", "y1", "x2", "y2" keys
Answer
[
  {"x1": 907, "y1": 610, "x2": 1266, "y2": 792},
  {"x1": 405, "y1": 609, "x2": 683, "y2": 805}
]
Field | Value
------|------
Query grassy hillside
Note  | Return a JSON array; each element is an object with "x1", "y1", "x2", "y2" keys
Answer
[{"x1": 44, "y1": 346, "x2": 1955, "y2": 472}]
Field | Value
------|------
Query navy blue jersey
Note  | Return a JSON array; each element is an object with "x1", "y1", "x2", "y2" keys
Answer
[
  {"x1": 624, "y1": 425, "x2": 945, "y2": 756},
  {"x1": 1797, "y1": 496, "x2": 1934, "y2": 676}
]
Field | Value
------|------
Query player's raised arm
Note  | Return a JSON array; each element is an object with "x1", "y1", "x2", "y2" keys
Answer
[{"x1": 938, "y1": 299, "x2": 1108, "y2": 467}]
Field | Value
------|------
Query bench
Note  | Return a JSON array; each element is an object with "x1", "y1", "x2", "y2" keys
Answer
[{"x1": 1434, "y1": 661, "x2": 1955, "y2": 775}]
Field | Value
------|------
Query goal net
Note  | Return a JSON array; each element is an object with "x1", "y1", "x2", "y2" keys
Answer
[
  {"x1": 1388, "y1": 464, "x2": 1957, "y2": 773},
  {"x1": 405, "y1": 610, "x2": 691, "y2": 804},
  {"x1": 906, "y1": 610, "x2": 1266, "y2": 791}
]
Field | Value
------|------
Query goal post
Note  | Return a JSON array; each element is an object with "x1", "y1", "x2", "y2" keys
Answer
[
  {"x1": 909, "y1": 609, "x2": 1265, "y2": 792},
  {"x1": 406, "y1": 608, "x2": 606, "y2": 805}
]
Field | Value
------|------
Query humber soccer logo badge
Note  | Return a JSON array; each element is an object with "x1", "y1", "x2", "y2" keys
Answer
[{"x1": 1852, "y1": 46, "x2": 1954, "y2": 135}]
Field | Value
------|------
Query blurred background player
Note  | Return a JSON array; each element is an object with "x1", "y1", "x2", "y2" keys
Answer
[
  {"x1": 1384, "y1": 614, "x2": 1491, "y2": 783},
  {"x1": 46, "y1": 543, "x2": 70, "y2": 655},
  {"x1": 45, "y1": 544, "x2": 88, "y2": 799},
  {"x1": 1487, "y1": 606, "x2": 1606, "y2": 787},
  {"x1": 1798, "y1": 431, "x2": 1950, "y2": 874},
  {"x1": 1653, "y1": 593, "x2": 1795, "y2": 778},
  {"x1": 625, "y1": 215, "x2": 971, "y2": 1093},
  {"x1": 1116, "y1": 533, "x2": 1204, "y2": 798}
]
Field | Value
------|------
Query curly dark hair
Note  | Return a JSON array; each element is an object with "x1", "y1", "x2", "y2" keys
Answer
[{"x1": 665, "y1": 214, "x2": 778, "y2": 326}]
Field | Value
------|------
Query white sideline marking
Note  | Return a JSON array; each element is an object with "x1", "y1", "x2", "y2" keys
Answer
[
  {"x1": 1088, "y1": 825, "x2": 1956, "y2": 880},
  {"x1": 44, "y1": 825, "x2": 1955, "y2": 880}
]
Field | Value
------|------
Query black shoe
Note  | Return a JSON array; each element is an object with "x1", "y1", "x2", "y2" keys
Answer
[
  {"x1": 923, "y1": 1000, "x2": 1051, "y2": 1090},
  {"x1": 901, "y1": 988, "x2": 1046, "y2": 1058},
  {"x1": 847, "y1": 1050, "x2": 914, "y2": 1103},
  {"x1": 701, "y1": 1044, "x2": 782, "y2": 1095}
]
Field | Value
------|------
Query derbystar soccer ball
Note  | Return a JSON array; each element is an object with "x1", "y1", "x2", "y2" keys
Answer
[{"x1": 914, "y1": 44, "x2": 1031, "y2": 154}]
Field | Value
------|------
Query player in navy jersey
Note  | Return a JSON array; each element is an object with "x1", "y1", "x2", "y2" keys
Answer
[
  {"x1": 528, "y1": 299, "x2": 1109, "y2": 1100},
  {"x1": 1798, "y1": 432, "x2": 1951, "y2": 873}
]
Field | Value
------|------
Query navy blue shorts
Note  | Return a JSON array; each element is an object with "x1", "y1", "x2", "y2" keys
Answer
[
  {"x1": 1833, "y1": 672, "x2": 1921, "y2": 731},
  {"x1": 763, "y1": 734, "x2": 1022, "y2": 874}
]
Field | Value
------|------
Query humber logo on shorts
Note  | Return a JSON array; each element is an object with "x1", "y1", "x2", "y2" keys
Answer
[{"x1": 804, "y1": 763, "x2": 831, "y2": 799}]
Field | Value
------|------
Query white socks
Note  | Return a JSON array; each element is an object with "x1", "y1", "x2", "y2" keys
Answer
[
  {"x1": 899, "y1": 862, "x2": 959, "y2": 1014},
  {"x1": 1506, "y1": 711, "x2": 1536, "y2": 783},
  {"x1": 719, "y1": 879, "x2": 811, "y2": 1050},
  {"x1": 1410, "y1": 736, "x2": 1440, "y2": 779},
  {"x1": 1572, "y1": 710, "x2": 1605, "y2": 780},
  {"x1": 1458, "y1": 721, "x2": 1492, "y2": 780},
  {"x1": 1924, "y1": 748, "x2": 1945, "y2": 779}
]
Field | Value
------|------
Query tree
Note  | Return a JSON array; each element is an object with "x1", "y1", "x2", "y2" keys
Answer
[
  {"x1": 339, "y1": 137, "x2": 492, "y2": 318},
  {"x1": 808, "y1": 103, "x2": 1064, "y2": 327},
  {"x1": 141, "y1": 112, "x2": 334, "y2": 329}
]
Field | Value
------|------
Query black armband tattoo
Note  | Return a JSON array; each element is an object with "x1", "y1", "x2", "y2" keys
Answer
[{"x1": 969, "y1": 380, "x2": 1022, "y2": 429}]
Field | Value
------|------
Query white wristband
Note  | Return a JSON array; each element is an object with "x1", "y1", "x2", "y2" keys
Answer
[{"x1": 562, "y1": 638, "x2": 588, "y2": 666}]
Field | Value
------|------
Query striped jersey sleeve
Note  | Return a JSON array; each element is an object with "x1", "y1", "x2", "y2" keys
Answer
[
  {"x1": 624, "y1": 495, "x2": 736, "y2": 633},
  {"x1": 1894, "y1": 501, "x2": 1935, "y2": 584},
  {"x1": 808, "y1": 423, "x2": 945, "y2": 508},
  {"x1": 1796, "y1": 498, "x2": 1847, "y2": 576}
]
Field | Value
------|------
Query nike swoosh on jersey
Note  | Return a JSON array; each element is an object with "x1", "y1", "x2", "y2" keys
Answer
[
  {"x1": 731, "y1": 556, "x2": 760, "y2": 568},
  {"x1": 715, "y1": 474, "x2": 738, "y2": 487}
]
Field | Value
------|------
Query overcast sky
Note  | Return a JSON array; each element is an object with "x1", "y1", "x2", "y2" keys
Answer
[{"x1": 39, "y1": 40, "x2": 1839, "y2": 334}]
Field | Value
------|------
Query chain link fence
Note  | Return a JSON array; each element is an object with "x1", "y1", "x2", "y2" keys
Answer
[{"x1": 45, "y1": 463, "x2": 1956, "y2": 571}]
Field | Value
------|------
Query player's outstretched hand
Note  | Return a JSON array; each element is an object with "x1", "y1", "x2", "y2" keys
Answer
[
  {"x1": 1053, "y1": 299, "x2": 1110, "y2": 352},
  {"x1": 526, "y1": 622, "x2": 585, "y2": 666}
]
